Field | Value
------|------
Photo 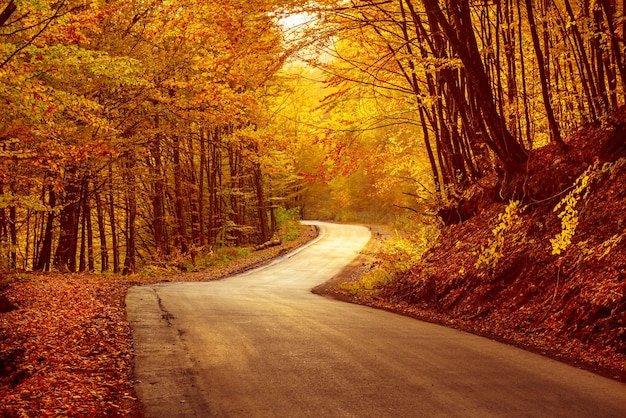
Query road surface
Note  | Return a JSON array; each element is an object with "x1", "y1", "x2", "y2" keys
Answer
[{"x1": 126, "y1": 222, "x2": 626, "y2": 417}]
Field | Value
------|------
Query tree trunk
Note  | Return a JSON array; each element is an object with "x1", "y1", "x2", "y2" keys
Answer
[
  {"x1": 524, "y1": 0, "x2": 565, "y2": 147},
  {"x1": 562, "y1": 0, "x2": 601, "y2": 120},
  {"x1": 252, "y1": 161, "x2": 270, "y2": 243},
  {"x1": 228, "y1": 141, "x2": 244, "y2": 246},
  {"x1": 184, "y1": 132, "x2": 200, "y2": 247},
  {"x1": 53, "y1": 167, "x2": 81, "y2": 272},
  {"x1": 79, "y1": 178, "x2": 88, "y2": 272},
  {"x1": 149, "y1": 134, "x2": 168, "y2": 257},
  {"x1": 514, "y1": 1, "x2": 534, "y2": 148},
  {"x1": 123, "y1": 152, "x2": 137, "y2": 275},
  {"x1": 400, "y1": 0, "x2": 442, "y2": 191},
  {"x1": 35, "y1": 187, "x2": 55, "y2": 271},
  {"x1": 600, "y1": 0, "x2": 626, "y2": 104},
  {"x1": 86, "y1": 185, "x2": 95, "y2": 272},
  {"x1": 172, "y1": 134, "x2": 189, "y2": 254},
  {"x1": 0, "y1": 185, "x2": 7, "y2": 268},
  {"x1": 9, "y1": 202, "x2": 16, "y2": 269},
  {"x1": 207, "y1": 128, "x2": 222, "y2": 246},
  {"x1": 421, "y1": 0, "x2": 528, "y2": 185},
  {"x1": 591, "y1": 4, "x2": 610, "y2": 112},
  {"x1": 108, "y1": 163, "x2": 120, "y2": 273},
  {"x1": 94, "y1": 189, "x2": 109, "y2": 272},
  {"x1": 198, "y1": 129, "x2": 207, "y2": 246},
  {"x1": 0, "y1": 1, "x2": 16, "y2": 27}
]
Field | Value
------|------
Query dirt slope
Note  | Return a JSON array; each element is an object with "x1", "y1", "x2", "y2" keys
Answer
[{"x1": 323, "y1": 107, "x2": 626, "y2": 382}]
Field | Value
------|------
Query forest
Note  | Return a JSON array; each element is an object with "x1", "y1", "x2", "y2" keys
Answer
[
  {"x1": 0, "y1": 0, "x2": 624, "y2": 275},
  {"x1": 1, "y1": 0, "x2": 626, "y2": 415},
  {"x1": 0, "y1": 0, "x2": 315, "y2": 275}
]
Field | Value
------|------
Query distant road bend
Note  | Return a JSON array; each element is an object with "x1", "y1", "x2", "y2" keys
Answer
[{"x1": 126, "y1": 221, "x2": 626, "y2": 417}]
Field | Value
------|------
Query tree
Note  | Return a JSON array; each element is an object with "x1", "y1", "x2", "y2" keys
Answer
[
  {"x1": 0, "y1": 0, "x2": 314, "y2": 272},
  {"x1": 296, "y1": 0, "x2": 625, "y2": 209},
  {"x1": 524, "y1": 0, "x2": 565, "y2": 147}
]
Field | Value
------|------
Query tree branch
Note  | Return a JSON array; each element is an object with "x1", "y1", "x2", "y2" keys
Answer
[
  {"x1": 0, "y1": 0, "x2": 16, "y2": 27},
  {"x1": 393, "y1": 204, "x2": 419, "y2": 213},
  {"x1": 0, "y1": 0, "x2": 67, "y2": 69}
]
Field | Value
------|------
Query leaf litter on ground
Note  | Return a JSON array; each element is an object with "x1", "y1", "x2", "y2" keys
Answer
[{"x1": 0, "y1": 227, "x2": 318, "y2": 417}]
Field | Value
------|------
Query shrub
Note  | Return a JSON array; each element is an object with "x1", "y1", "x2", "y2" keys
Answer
[
  {"x1": 551, "y1": 158, "x2": 626, "y2": 255},
  {"x1": 475, "y1": 200, "x2": 523, "y2": 270},
  {"x1": 275, "y1": 207, "x2": 303, "y2": 242}
]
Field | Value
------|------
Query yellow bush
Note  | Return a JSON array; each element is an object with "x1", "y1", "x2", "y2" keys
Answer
[
  {"x1": 551, "y1": 158, "x2": 625, "y2": 255},
  {"x1": 475, "y1": 200, "x2": 522, "y2": 269}
]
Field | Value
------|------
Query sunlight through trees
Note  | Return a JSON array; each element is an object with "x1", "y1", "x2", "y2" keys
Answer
[{"x1": 0, "y1": 0, "x2": 624, "y2": 272}]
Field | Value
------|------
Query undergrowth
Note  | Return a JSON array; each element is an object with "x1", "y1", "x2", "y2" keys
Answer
[
  {"x1": 475, "y1": 200, "x2": 523, "y2": 271},
  {"x1": 140, "y1": 207, "x2": 305, "y2": 275},
  {"x1": 341, "y1": 219, "x2": 439, "y2": 295},
  {"x1": 275, "y1": 207, "x2": 304, "y2": 242},
  {"x1": 193, "y1": 247, "x2": 252, "y2": 270},
  {"x1": 550, "y1": 157, "x2": 626, "y2": 255}
]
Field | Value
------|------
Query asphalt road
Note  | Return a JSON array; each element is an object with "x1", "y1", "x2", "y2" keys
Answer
[{"x1": 126, "y1": 222, "x2": 626, "y2": 417}]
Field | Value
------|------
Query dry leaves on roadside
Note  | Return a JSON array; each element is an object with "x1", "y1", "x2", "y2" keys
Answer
[
  {"x1": 0, "y1": 226, "x2": 318, "y2": 417},
  {"x1": 0, "y1": 274, "x2": 137, "y2": 417}
]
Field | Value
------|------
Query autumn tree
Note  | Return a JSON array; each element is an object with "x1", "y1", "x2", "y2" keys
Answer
[
  {"x1": 293, "y1": 0, "x2": 625, "y2": 217},
  {"x1": 0, "y1": 0, "x2": 317, "y2": 272}
]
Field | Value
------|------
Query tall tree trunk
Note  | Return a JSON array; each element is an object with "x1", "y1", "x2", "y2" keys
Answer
[
  {"x1": 600, "y1": 0, "x2": 626, "y2": 104},
  {"x1": 108, "y1": 163, "x2": 120, "y2": 273},
  {"x1": 94, "y1": 189, "x2": 109, "y2": 272},
  {"x1": 123, "y1": 152, "x2": 137, "y2": 275},
  {"x1": 150, "y1": 134, "x2": 168, "y2": 257},
  {"x1": 0, "y1": 184, "x2": 7, "y2": 268},
  {"x1": 79, "y1": 178, "x2": 88, "y2": 272},
  {"x1": 524, "y1": 0, "x2": 565, "y2": 147},
  {"x1": 252, "y1": 160, "x2": 270, "y2": 243},
  {"x1": 401, "y1": 0, "x2": 442, "y2": 191},
  {"x1": 3, "y1": 180, "x2": 18, "y2": 269},
  {"x1": 562, "y1": 0, "x2": 601, "y2": 120},
  {"x1": 228, "y1": 141, "x2": 244, "y2": 246},
  {"x1": 32, "y1": 189, "x2": 44, "y2": 269},
  {"x1": 208, "y1": 128, "x2": 224, "y2": 246},
  {"x1": 198, "y1": 129, "x2": 207, "y2": 246},
  {"x1": 418, "y1": 107, "x2": 441, "y2": 191},
  {"x1": 9, "y1": 202, "x2": 16, "y2": 269},
  {"x1": 172, "y1": 134, "x2": 189, "y2": 254},
  {"x1": 53, "y1": 166, "x2": 81, "y2": 272},
  {"x1": 76, "y1": 177, "x2": 95, "y2": 272},
  {"x1": 25, "y1": 209, "x2": 32, "y2": 270},
  {"x1": 35, "y1": 187, "x2": 55, "y2": 271},
  {"x1": 86, "y1": 186, "x2": 94, "y2": 272},
  {"x1": 515, "y1": 0, "x2": 534, "y2": 147},
  {"x1": 184, "y1": 132, "x2": 200, "y2": 247},
  {"x1": 421, "y1": 0, "x2": 528, "y2": 186},
  {"x1": 591, "y1": 3, "x2": 610, "y2": 112},
  {"x1": 0, "y1": 1, "x2": 16, "y2": 28}
]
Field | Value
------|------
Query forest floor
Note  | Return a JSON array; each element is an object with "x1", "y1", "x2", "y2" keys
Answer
[
  {"x1": 0, "y1": 227, "x2": 318, "y2": 417},
  {"x1": 317, "y1": 107, "x2": 626, "y2": 384}
]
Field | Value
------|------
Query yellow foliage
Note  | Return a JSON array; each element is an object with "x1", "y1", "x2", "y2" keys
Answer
[
  {"x1": 475, "y1": 200, "x2": 522, "y2": 269},
  {"x1": 550, "y1": 158, "x2": 626, "y2": 255},
  {"x1": 383, "y1": 235, "x2": 426, "y2": 272}
]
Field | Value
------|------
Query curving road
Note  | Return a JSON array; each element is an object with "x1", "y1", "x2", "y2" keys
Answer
[{"x1": 126, "y1": 222, "x2": 626, "y2": 417}]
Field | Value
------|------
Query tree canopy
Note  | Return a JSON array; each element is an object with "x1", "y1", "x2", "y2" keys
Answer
[
  {"x1": 0, "y1": 0, "x2": 624, "y2": 272},
  {"x1": 282, "y1": 0, "x2": 626, "y2": 222},
  {"x1": 0, "y1": 0, "x2": 315, "y2": 272}
]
